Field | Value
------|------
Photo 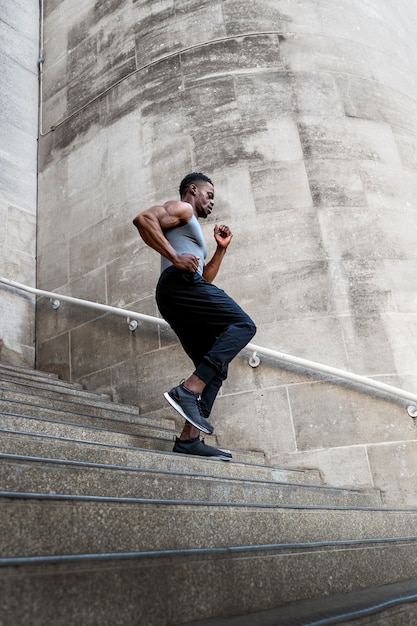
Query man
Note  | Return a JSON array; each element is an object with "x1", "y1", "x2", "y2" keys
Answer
[{"x1": 133, "y1": 172, "x2": 256, "y2": 460}]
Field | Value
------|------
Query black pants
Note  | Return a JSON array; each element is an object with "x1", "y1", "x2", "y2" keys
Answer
[{"x1": 156, "y1": 266, "x2": 256, "y2": 418}]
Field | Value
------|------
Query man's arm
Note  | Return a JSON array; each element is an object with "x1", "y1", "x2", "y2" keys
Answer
[
  {"x1": 133, "y1": 201, "x2": 200, "y2": 273},
  {"x1": 203, "y1": 224, "x2": 233, "y2": 284}
]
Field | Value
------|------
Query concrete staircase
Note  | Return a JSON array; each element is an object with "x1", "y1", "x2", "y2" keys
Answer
[{"x1": 1, "y1": 363, "x2": 417, "y2": 625}]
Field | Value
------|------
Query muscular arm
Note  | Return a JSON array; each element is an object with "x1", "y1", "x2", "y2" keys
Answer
[
  {"x1": 203, "y1": 224, "x2": 233, "y2": 284},
  {"x1": 133, "y1": 201, "x2": 200, "y2": 272}
]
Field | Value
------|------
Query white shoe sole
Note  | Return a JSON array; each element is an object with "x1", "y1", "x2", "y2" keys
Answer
[{"x1": 164, "y1": 391, "x2": 213, "y2": 434}]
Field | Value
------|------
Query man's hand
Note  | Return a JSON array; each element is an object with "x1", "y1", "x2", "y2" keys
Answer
[
  {"x1": 203, "y1": 225, "x2": 232, "y2": 283},
  {"x1": 214, "y1": 224, "x2": 233, "y2": 248},
  {"x1": 173, "y1": 253, "x2": 200, "y2": 273}
]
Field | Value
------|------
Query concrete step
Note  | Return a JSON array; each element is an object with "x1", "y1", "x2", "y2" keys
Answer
[
  {"x1": 0, "y1": 363, "x2": 158, "y2": 423},
  {"x1": 0, "y1": 399, "x2": 271, "y2": 468},
  {"x1": 2, "y1": 538, "x2": 417, "y2": 625},
  {"x1": 0, "y1": 386, "x2": 152, "y2": 423},
  {"x1": 0, "y1": 371, "x2": 87, "y2": 393},
  {"x1": 0, "y1": 364, "x2": 98, "y2": 397},
  {"x1": 187, "y1": 577, "x2": 417, "y2": 625},
  {"x1": 0, "y1": 393, "x2": 268, "y2": 462},
  {"x1": 0, "y1": 411, "x2": 179, "y2": 452},
  {"x1": 0, "y1": 396, "x2": 175, "y2": 432},
  {"x1": 0, "y1": 454, "x2": 382, "y2": 507},
  {"x1": 0, "y1": 363, "x2": 64, "y2": 383},
  {"x1": 0, "y1": 373, "x2": 146, "y2": 417},
  {"x1": 0, "y1": 429, "x2": 323, "y2": 484},
  {"x1": 0, "y1": 407, "x2": 267, "y2": 465},
  {"x1": 1, "y1": 492, "x2": 417, "y2": 558},
  {"x1": 0, "y1": 375, "x2": 116, "y2": 404}
]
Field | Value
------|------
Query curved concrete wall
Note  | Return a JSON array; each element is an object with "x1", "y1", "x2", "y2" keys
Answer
[
  {"x1": 0, "y1": 0, "x2": 39, "y2": 366},
  {"x1": 37, "y1": 0, "x2": 417, "y2": 503}
]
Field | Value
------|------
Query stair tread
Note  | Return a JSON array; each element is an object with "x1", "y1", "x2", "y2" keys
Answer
[
  {"x1": 2, "y1": 492, "x2": 417, "y2": 559},
  {"x1": 186, "y1": 577, "x2": 417, "y2": 626},
  {"x1": 0, "y1": 428, "x2": 324, "y2": 483},
  {"x1": 0, "y1": 386, "x2": 145, "y2": 419},
  {"x1": 0, "y1": 406, "x2": 176, "y2": 438},
  {"x1": 2, "y1": 543, "x2": 417, "y2": 626},
  {"x1": 0, "y1": 364, "x2": 61, "y2": 381},
  {"x1": 0, "y1": 396, "x2": 174, "y2": 428},
  {"x1": 0, "y1": 453, "x2": 382, "y2": 506}
]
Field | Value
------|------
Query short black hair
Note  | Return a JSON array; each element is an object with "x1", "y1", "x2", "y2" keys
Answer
[{"x1": 179, "y1": 172, "x2": 213, "y2": 198}]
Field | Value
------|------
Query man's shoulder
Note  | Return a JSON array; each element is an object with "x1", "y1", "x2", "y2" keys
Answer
[{"x1": 164, "y1": 199, "x2": 194, "y2": 223}]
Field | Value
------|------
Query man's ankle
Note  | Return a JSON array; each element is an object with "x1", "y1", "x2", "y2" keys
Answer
[{"x1": 183, "y1": 374, "x2": 205, "y2": 395}]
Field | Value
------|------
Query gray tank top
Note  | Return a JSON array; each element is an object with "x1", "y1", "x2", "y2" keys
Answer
[{"x1": 160, "y1": 214, "x2": 207, "y2": 275}]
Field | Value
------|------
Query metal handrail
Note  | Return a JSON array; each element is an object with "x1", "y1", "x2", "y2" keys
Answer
[{"x1": 2, "y1": 276, "x2": 416, "y2": 417}]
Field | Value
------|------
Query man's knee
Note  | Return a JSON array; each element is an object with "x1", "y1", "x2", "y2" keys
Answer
[
  {"x1": 239, "y1": 318, "x2": 256, "y2": 343},
  {"x1": 245, "y1": 315, "x2": 256, "y2": 335}
]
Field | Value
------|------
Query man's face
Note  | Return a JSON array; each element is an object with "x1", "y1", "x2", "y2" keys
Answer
[{"x1": 195, "y1": 182, "x2": 215, "y2": 219}]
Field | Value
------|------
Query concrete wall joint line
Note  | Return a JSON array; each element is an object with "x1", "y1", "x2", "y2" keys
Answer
[
  {"x1": 286, "y1": 385, "x2": 298, "y2": 453},
  {"x1": 364, "y1": 444, "x2": 375, "y2": 490}
]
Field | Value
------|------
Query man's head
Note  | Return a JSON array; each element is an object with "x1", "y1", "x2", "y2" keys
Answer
[
  {"x1": 179, "y1": 172, "x2": 214, "y2": 219},
  {"x1": 179, "y1": 172, "x2": 213, "y2": 198}
]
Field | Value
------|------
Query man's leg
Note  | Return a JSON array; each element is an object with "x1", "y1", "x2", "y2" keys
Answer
[{"x1": 157, "y1": 269, "x2": 256, "y2": 434}]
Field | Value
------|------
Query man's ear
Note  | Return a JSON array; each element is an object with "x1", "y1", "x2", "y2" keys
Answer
[{"x1": 189, "y1": 183, "x2": 198, "y2": 195}]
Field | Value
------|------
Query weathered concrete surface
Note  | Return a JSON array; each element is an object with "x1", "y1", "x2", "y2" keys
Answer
[
  {"x1": 36, "y1": 0, "x2": 417, "y2": 504},
  {"x1": 0, "y1": 0, "x2": 39, "y2": 366}
]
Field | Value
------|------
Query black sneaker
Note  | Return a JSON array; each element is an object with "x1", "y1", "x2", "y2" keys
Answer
[
  {"x1": 173, "y1": 436, "x2": 232, "y2": 461},
  {"x1": 164, "y1": 383, "x2": 214, "y2": 434}
]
